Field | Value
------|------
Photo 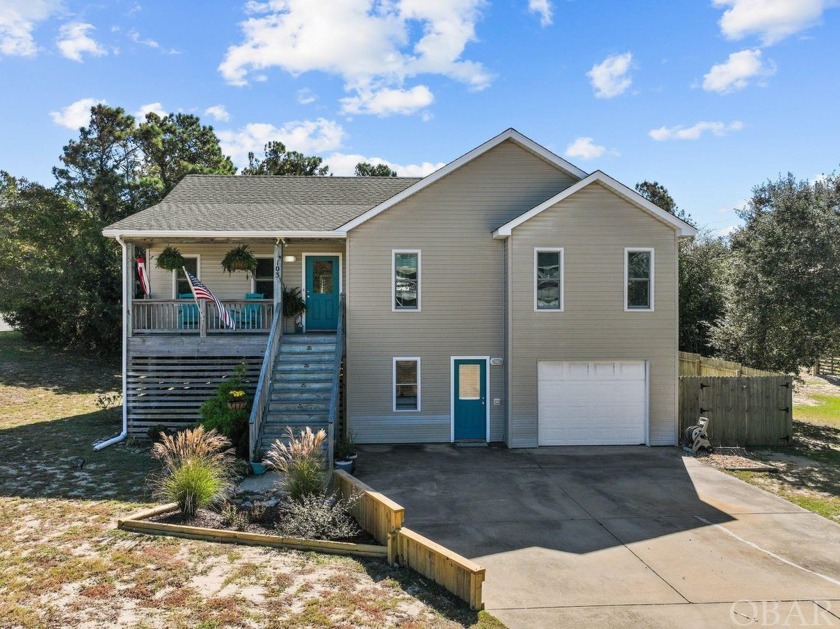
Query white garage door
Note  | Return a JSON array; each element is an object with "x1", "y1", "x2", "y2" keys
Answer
[{"x1": 538, "y1": 361, "x2": 647, "y2": 446}]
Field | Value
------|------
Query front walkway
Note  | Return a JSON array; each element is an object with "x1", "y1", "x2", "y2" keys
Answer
[{"x1": 356, "y1": 444, "x2": 840, "y2": 628}]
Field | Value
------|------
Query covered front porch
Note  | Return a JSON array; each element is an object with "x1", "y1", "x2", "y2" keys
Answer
[{"x1": 124, "y1": 238, "x2": 346, "y2": 336}]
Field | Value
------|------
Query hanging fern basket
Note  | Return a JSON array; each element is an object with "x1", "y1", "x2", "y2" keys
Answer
[
  {"x1": 221, "y1": 245, "x2": 258, "y2": 275},
  {"x1": 156, "y1": 246, "x2": 186, "y2": 271}
]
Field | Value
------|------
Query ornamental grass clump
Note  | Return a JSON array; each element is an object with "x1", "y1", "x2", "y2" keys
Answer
[
  {"x1": 264, "y1": 426, "x2": 327, "y2": 501},
  {"x1": 151, "y1": 426, "x2": 233, "y2": 518}
]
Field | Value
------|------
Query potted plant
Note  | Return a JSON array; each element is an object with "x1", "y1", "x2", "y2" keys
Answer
[
  {"x1": 334, "y1": 433, "x2": 357, "y2": 473},
  {"x1": 227, "y1": 389, "x2": 247, "y2": 410},
  {"x1": 221, "y1": 244, "x2": 258, "y2": 275},
  {"x1": 282, "y1": 286, "x2": 307, "y2": 333},
  {"x1": 156, "y1": 245, "x2": 185, "y2": 271}
]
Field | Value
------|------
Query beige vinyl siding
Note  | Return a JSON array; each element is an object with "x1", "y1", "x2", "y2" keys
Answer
[
  {"x1": 508, "y1": 183, "x2": 679, "y2": 447},
  {"x1": 346, "y1": 139, "x2": 579, "y2": 444},
  {"x1": 145, "y1": 241, "x2": 344, "y2": 299}
]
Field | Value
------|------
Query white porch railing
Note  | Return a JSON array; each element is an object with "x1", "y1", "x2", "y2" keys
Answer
[{"x1": 132, "y1": 299, "x2": 274, "y2": 335}]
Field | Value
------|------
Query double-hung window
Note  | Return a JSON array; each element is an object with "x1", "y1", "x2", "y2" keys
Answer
[
  {"x1": 174, "y1": 256, "x2": 199, "y2": 298},
  {"x1": 252, "y1": 257, "x2": 274, "y2": 299},
  {"x1": 393, "y1": 358, "x2": 420, "y2": 411},
  {"x1": 393, "y1": 250, "x2": 420, "y2": 311},
  {"x1": 625, "y1": 248, "x2": 654, "y2": 311},
  {"x1": 534, "y1": 248, "x2": 564, "y2": 311}
]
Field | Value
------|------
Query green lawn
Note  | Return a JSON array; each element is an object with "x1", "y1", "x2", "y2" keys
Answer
[{"x1": 0, "y1": 331, "x2": 501, "y2": 628}]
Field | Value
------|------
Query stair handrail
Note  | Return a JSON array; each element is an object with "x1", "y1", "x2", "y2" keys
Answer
[
  {"x1": 326, "y1": 293, "x2": 346, "y2": 464},
  {"x1": 249, "y1": 305, "x2": 283, "y2": 461}
]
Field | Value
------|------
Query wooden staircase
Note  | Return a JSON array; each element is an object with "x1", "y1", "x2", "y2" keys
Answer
[{"x1": 255, "y1": 333, "x2": 337, "y2": 459}]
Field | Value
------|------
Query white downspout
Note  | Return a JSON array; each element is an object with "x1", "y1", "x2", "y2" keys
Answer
[{"x1": 94, "y1": 234, "x2": 129, "y2": 450}]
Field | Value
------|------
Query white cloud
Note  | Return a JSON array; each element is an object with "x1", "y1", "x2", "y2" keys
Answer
[
  {"x1": 713, "y1": 0, "x2": 836, "y2": 45},
  {"x1": 587, "y1": 52, "x2": 633, "y2": 99},
  {"x1": 217, "y1": 118, "x2": 346, "y2": 168},
  {"x1": 135, "y1": 102, "x2": 166, "y2": 119},
  {"x1": 325, "y1": 152, "x2": 444, "y2": 177},
  {"x1": 49, "y1": 97, "x2": 106, "y2": 129},
  {"x1": 204, "y1": 105, "x2": 230, "y2": 122},
  {"x1": 341, "y1": 85, "x2": 434, "y2": 116},
  {"x1": 296, "y1": 88, "x2": 317, "y2": 105},
  {"x1": 713, "y1": 224, "x2": 740, "y2": 238},
  {"x1": 564, "y1": 137, "x2": 618, "y2": 160},
  {"x1": 702, "y1": 49, "x2": 775, "y2": 93},
  {"x1": 127, "y1": 28, "x2": 179, "y2": 54},
  {"x1": 56, "y1": 22, "x2": 107, "y2": 62},
  {"x1": 218, "y1": 0, "x2": 491, "y2": 116},
  {"x1": 528, "y1": 0, "x2": 553, "y2": 26},
  {"x1": 649, "y1": 120, "x2": 744, "y2": 141},
  {"x1": 0, "y1": 0, "x2": 61, "y2": 57}
]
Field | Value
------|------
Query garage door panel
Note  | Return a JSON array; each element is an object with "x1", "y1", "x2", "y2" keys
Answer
[{"x1": 538, "y1": 360, "x2": 647, "y2": 446}]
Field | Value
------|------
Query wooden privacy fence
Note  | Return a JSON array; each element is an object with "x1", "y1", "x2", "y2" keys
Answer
[
  {"x1": 679, "y1": 352, "x2": 778, "y2": 377},
  {"x1": 679, "y1": 375, "x2": 793, "y2": 447},
  {"x1": 333, "y1": 470, "x2": 485, "y2": 610}
]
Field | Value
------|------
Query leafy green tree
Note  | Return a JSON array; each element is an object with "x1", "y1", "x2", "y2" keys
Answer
[
  {"x1": 0, "y1": 172, "x2": 119, "y2": 351},
  {"x1": 241, "y1": 141, "x2": 329, "y2": 176},
  {"x1": 711, "y1": 173, "x2": 840, "y2": 372},
  {"x1": 0, "y1": 104, "x2": 236, "y2": 354},
  {"x1": 635, "y1": 180, "x2": 696, "y2": 227},
  {"x1": 136, "y1": 113, "x2": 236, "y2": 205},
  {"x1": 53, "y1": 104, "x2": 143, "y2": 225},
  {"x1": 355, "y1": 162, "x2": 397, "y2": 177}
]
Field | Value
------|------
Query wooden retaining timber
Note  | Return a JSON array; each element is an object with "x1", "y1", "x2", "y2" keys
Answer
[
  {"x1": 332, "y1": 470, "x2": 484, "y2": 610},
  {"x1": 117, "y1": 503, "x2": 386, "y2": 558},
  {"x1": 333, "y1": 470, "x2": 405, "y2": 548},
  {"x1": 395, "y1": 528, "x2": 485, "y2": 612}
]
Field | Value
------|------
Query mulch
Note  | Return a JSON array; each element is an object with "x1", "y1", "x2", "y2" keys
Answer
[{"x1": 690, "y1": 447, "x2": 779, "y2": 472}]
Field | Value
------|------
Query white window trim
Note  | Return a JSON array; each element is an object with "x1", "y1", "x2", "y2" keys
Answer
[
  {"x1": 392, "y1": 249, "x2": 421, "y2": 312},
  {"x1": 393, "y1": 357, "x2": 421, "y2": 412},
  {"x1": 172, "y1": 254, "x2": 201, "y2": 299},
  {"x1": 624, "y1": 247, "x2": 655, "y2": 312},
  {"x1": 534, "y1": 247, "x2": 564, "y2": 312},
  {"x1": 251, "y1": 255, "x2": 274, "y2": 295}
]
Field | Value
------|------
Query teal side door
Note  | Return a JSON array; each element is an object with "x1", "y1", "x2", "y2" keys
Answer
[
  {"x1": 305, "y1": 256, "x2": 339, "y2": 331},
  {"x1": 453, "y1": 359, "x2": 487, "y2": 440}
]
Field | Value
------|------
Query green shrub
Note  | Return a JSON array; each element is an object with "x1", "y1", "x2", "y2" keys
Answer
[
  {"x1": 150, "y1": 426, "x2": 233, "y2": 518},
  {"x1": 264, "y1": 426, "x2": 327, "y2": 501},
  {"x1": 277, "y1": 493, "x2": 360, "y2": 540},
  {"x1": 199, "y1": 365, "x2": 251, "y2": 458}
]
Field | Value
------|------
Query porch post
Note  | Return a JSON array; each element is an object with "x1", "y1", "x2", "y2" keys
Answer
[
  {"x1": 274, "y1": 240, "x2": 283, "y2": 313},
  {"x1": 125, "y1": 242, "x2": 134, "y2": 338}
]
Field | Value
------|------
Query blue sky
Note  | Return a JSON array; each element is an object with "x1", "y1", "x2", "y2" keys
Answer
[{"x1": 1, "y1": 0, "x2": 838, "y2": 234}]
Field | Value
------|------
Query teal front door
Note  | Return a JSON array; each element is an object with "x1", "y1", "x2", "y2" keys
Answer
[
  {"x1": 305, "y1": 256, "x2": 339, "y2": 330},
  {"x1": 453, "y1": 359, "x2": 487, "y2": 440}
]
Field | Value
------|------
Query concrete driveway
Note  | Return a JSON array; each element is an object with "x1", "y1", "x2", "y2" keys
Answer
[{"x1": 355, "y1": 445, "x2": 840, "y2": 628}]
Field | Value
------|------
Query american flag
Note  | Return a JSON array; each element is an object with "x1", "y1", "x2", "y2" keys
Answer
[{"x1": 184, "y1": 269, "x2": 235, "y2": 329}]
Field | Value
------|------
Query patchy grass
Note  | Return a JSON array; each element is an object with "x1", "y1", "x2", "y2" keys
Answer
[
  {"x1": 0, "y1": 331, "x2": 501, "y2": 628},
  {"x1": 795, "y1": 393, "x2": 840, "y2": 428}
]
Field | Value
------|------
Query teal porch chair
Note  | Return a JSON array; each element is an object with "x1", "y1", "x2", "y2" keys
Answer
[
  {"x1": 177, "y1": 293, "x2": 200, "y2": 329},
  {"x1": 237, "y1": 293, "x2": 264, "y2": 329}
]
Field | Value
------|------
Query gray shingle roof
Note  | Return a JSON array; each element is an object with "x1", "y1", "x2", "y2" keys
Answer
[{"x1": 104, "y1": 175, "x2": 421, "y2": 233}]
